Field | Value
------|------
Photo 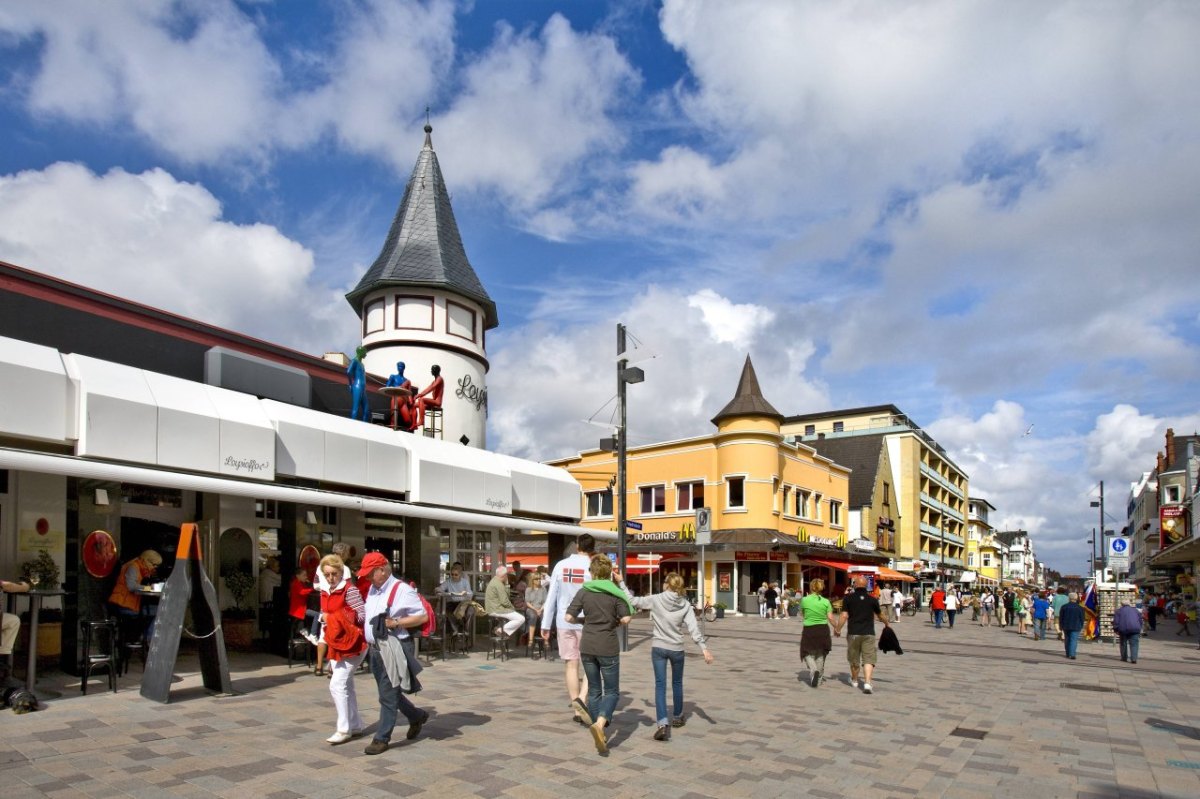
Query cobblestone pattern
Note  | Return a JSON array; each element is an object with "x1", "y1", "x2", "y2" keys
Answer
[{"x1": 3, "y1": 615, "x2": 1199, "y2": 798}]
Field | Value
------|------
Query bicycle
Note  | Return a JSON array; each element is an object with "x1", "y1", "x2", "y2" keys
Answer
[
  {"x1": 901, "y1": 597, "x2": 918, "y2": 616},
  {"x1": 694, "y1": 602, "x2": 716, "y2": 622}
]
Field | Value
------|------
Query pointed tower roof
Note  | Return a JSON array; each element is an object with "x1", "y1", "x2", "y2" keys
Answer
[
  {"x1": 346, "y1": 124, "x2": 498, "y2": 329},
  {"x1": 711, "y1": 356, "x2": 783, "y2": 426}
]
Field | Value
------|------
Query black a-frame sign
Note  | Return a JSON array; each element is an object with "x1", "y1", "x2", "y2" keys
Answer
[{"x1": 140, "y1": 522, "x2": 232, "y2": 703}]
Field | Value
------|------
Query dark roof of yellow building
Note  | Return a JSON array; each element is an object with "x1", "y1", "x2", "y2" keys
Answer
[{"x1": 711, "y1": 355, "x2": 783, "y2": 426}]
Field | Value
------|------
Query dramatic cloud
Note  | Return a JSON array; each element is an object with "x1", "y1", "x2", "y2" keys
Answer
[
  {"x1": 0, "y1": 162, "x2": 354, "y2": 353},
  {"x1": 487, "y1": 286, "x2": 827, "y2": 461},
  {"x1": 0, "y1": 0, "x2": 284, "y2": 163},
  {"x1": 435, "y1": 13, "x2": 639, "y2": 215},
  {"x1": 0, "y1": 1, "x2": 636, "y2": 209}
]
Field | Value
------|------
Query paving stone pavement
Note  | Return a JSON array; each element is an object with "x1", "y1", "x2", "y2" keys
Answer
[{"x1": 3, "y1": 614, "x2": 1199, "y2": 799}]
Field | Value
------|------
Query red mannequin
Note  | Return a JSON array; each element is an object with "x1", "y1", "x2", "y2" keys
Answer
[{"x1": 414, "y1": 364, "x2": 444, "y2": 428}]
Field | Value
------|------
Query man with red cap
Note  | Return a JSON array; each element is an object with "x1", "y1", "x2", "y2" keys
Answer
[{"x1": 358, "y1": 552, "x2": 431, "y2": 755}]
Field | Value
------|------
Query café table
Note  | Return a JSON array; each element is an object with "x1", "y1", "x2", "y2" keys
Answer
[
  {"x1": 8, "y1": 587, "x2": 69, "y2": 697},
  {"x1": 380, "y1": 385, "x2": 414, "y2": 429}
]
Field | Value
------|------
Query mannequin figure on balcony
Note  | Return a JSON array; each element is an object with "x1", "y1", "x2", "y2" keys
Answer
[
  {"x1": 385, "y1": 362, "x2": 417, "y2": 432},
  {"x1": 346, "y1": 347, "x2": 370, "y2": 421},
  {"x1": 414, "y1": 364, "x2": 444, "y2": 430}
]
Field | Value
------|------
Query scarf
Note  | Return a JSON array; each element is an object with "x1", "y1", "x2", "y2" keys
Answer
[{"x1": 582, "y1": 579, "x2": 635, "y2": 615}]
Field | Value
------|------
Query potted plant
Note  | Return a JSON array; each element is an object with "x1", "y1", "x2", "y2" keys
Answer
[
  {"x1": 221, "y1": 568, "x2": 257, "y2": 650},
  {"x1": 714, "y1": 602, "x2": 727, "y2": 619},
  {"x1": 788, "y1": 598, "x2": 803, "y2": 617},
  {"x1": 20, "y1": 549, "x2": 60, "y2": 589}
]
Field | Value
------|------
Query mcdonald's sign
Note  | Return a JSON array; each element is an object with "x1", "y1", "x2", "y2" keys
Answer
[{"x1": 629, "y1": 522, "x2": 696, "y2": 545}]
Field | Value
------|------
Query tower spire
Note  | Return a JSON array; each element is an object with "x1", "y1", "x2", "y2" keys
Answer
[{"x1": 711, "y1": 356, "x2": 783, "y2": 426}]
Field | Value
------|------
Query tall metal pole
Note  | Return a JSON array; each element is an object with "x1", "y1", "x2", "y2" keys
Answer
[
  {"x1": 1098, "y1": 480, "x2": 1105, "y2": 580},
  {"x1": 1091, "y1": 527, "x2": 1097, "y2": 580},
  {"x1": 616, "y1": 324, "x2": 629, "y2": 651},
  {"x1": 939, "y1": 513, "x2": 945, "y2": 589}
]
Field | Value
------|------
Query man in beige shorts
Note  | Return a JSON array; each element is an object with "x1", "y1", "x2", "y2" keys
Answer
[
  {"x1": 837, "y1": 575, "x2": 889, "y2": 694},
  {"x1": 542, "y1": 534, "x2": 596, "y2": 724}
]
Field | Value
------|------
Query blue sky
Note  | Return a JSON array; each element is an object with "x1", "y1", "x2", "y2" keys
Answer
[{"x1": 2, "y1": 1, "x2": 1198, "y2": 573}]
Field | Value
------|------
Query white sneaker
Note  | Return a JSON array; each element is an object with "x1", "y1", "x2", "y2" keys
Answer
[
  {"x1": 326, "y1": 731, "x2": 353, "y2": 745},
  {"x1": 862, "y1": 682, "x2": 873, "y2": 694},
  {"x1": 302, "y1": 631, "x2": 319, "y2": 646}
]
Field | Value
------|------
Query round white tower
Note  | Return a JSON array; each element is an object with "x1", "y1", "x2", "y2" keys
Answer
[{"x1": 346, "y1": 125, "x2": 497, "y2": 449}]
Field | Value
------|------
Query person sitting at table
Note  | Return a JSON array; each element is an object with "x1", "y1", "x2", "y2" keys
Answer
[
  {"x1": 1, "y1": 577, "x2": 32, "y2": 683},
  {"x1": 108, "y1": 550, "x2": 163, "y2": 644},
  {"x1": 524, "y1": 572, "x2": 547, "y2": 649},
  {"x1": 413, "y1": 364, "x2": 444, "y2": 430},
  {"x1": 436, "y1": 562, "x2": 473, "y2": 636},
  {"x1": 386, "y1": 361, "x2": 417, "y2": 432}
]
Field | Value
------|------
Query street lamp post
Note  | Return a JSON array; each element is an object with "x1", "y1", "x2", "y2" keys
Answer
[
  {"x1": 1090, "y1": 480, "x2": 1105, "y2": 580},
  {"x1": 615, "y1": 323, "x2": 644, "y2": 652}
]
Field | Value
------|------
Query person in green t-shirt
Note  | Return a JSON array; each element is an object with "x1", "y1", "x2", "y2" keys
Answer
[{"x1": 799, "y1": 578, "x2": 840, "y2": 688}]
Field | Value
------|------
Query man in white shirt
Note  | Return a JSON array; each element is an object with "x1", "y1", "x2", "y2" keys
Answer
[
  {"x1": 542, "y1": 534, "x2": 596, "y2": 725},
  {"x1": 359, "y1": 553, "x2": 430, "y2": 756}
]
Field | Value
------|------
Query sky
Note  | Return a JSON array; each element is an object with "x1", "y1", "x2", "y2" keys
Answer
[{"x1": 1, "y1": 0, "x2": 1198, "y2": 575}]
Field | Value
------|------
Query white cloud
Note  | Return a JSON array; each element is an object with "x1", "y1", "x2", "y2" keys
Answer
[
  {"x1": 0, "y1": 1, "x2": 637, "y2": 210},
  {"x1": 487, "y1": 285, "x2": 826, "y2": 461},
  {"x1": 435, "y1": 13, "x2": 639, "y2": 212},
  {"x1": 924, "y1": 400, "x2": 1200, "y2": 573},
  {"x1": 1086, "y1": 404, "x2": 1200, "y2": 482},
  {"x1": 686, "y1": 289, "x2": 775, "y2": 350},
  {"x1": 2, "y1": 0, "x2": 284, "y2": 163},
  {"x1": 0, "y1": 162, "x2": 354, "y2": 353}
]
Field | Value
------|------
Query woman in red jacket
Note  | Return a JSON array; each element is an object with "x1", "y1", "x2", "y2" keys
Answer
[{"x1": 317, "y1": 554, "x2": 367, "y2": 745}]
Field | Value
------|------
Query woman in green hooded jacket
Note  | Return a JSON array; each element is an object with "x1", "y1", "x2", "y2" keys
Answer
[{"x1": 565, "y1": 554, "x2": 633, "y2": 754}]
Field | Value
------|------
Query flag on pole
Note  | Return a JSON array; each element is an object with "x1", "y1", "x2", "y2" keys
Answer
[{"x1": 1082, "y1": 582, "x2": 1099, "y2": 640}]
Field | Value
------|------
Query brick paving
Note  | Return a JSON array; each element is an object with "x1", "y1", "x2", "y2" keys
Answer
[{"x1": 3, "y1": 614, "x2": 1199, "y2": 798}]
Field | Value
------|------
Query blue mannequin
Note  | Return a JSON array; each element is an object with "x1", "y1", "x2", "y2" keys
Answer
[{"x1": 346, "y1": 346, "x2": 370, "y2": 421}]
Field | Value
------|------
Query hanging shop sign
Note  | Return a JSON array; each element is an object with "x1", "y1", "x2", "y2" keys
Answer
[
  {"x1": 796, "y1": 527, "x2": 847, "y2": 548},
  {"x1": 1160, "y1": 505, "x2": 1187, "y2": 549},
  {"x1": 850, "y1": 538, "x2": 877, "y2": 552},
  {"x1": 629, "y1": 522, "x2": 696, "y2": 545},
  {"x1": 736, "y1": 550, "x2": 789, "y2": 562}
]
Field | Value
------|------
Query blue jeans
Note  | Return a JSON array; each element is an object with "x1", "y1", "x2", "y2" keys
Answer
[
  {"x1": 368, "y1": 644, "x2": 422, "y2": 743},
  {"x1": 933, "y1": 609, "x2": 944, "y2": 628},
  {"x1": 1064, "y1": 630, "x2": 1080, "y2": 658},
  {"x1": 1119, "y1": 633, "x2": 1140, "y2": 661},
  {"x1": 1033, "y1": 618, "x2": 1047, "y2": 640},
  {"x1": 651, "y1": 647, "x2": 685, "y2": 726},
  {"x1": 581, "y1": 654, "x2": 621, "y2": 724}
]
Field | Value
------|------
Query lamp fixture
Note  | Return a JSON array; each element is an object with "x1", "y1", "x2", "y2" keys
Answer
[
  {"x1": 94, "y1": 488, "x2": 109, "y2": 506},
  {"x1": 305, "y1": 510, "x2": 318, "y2": 525}
]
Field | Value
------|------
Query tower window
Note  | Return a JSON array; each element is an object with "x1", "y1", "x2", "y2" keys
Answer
[
  {"x1": 446, "y1": 300, "x2": 477, "y2": 342},
  {"x1": 364, "y1": 299, "x2": 386, "y2": 334},
  {"x1": 395, "y1": 295, "x2": 434, "y2": 330}
]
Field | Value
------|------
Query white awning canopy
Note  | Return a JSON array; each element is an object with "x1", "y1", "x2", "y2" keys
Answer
[{"x1": 0, "y1": 447, "x2": 614, "y2": 541}]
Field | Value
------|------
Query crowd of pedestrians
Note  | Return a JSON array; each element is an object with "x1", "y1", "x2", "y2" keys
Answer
[{"x1": 280, "y1": 535, "x2": 1198, "y2": 761}]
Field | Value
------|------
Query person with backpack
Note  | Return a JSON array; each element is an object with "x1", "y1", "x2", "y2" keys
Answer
[
  {"x1": 358, "y1": 552, "x2": 430, "y2": 756},
  {"x1": 317, "y1": 554, "x2": 367, "y2": 745}
]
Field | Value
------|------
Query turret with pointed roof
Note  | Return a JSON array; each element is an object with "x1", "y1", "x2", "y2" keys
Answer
[
  {"x1": 711, "y1": 356, "x2": 783, "y2": 427},
  {"x1": 347, "y1": 125, "x2": 495, "y2": 449},
  {"x1": 346, "y1": 124, "x2": 498, "y2": 329}
]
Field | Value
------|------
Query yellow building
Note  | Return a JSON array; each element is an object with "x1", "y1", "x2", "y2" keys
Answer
[
  {"x1": 967, "y1": 497, "x2": 1001, "y2": 588},
  {"x1": 547, "y1": 358, "x2": 892, "y2": 613},
  {"x1": 782, "y1": 405, "x2": 970, "y2": 586}
]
